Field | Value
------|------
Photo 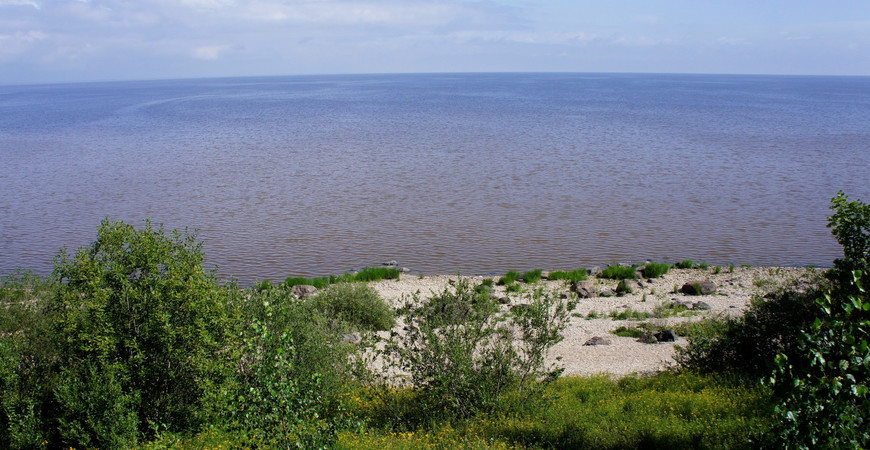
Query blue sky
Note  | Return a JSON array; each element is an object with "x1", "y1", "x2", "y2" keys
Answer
[{"x1": 1, "y1": 0, "x2": 868, "y2": 84}]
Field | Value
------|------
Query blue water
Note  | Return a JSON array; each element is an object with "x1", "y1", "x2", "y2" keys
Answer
[{"x1": 1, "y1": 73, "x2": 869, "y2": 283}]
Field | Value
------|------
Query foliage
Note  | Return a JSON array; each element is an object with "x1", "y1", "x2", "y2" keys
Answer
[
  {"x1": 763, "y1": 192, "x2": 870, "y2": 448},
  {"x1": 353, "y1": 267, "x2": 401, "y2": 282},
  {"x1": 344, "y1": 372, "x2": 772, "y2": 449},
  {"x1": 643, "y1": 262, "x2": 671, "y2": 279},
  {"x1": 284, "y1": 276, "x2": 332, "y2": 289},
  {"x1": 615, "y1": 279, "x2": 633, "y2": 294},
  {"x1": 224, "y1": 297, "x2": 358, "y2": 448},
  {"x1": 521, "y1": 269, "x2": 542, "y2": 283},
  {"x1": 600, "y1": 265, "x2": 638, "y2": 280},
  {"x1": 0, "y1": 220, "x2": 243, "y2": 447},
  {"x1": 312, "y1": 282, "x2": 396, "y2": 332},
  {"x1": 547, "y1": 269, "x2": 588, "y2": 283},
  {"x1": 609, "y1": 308, "x2": 650, "y2": 321},
  {"x1": 383, "y1": 280, "x2": 574, "y2": 421},
  {"x1": 675, "y1": 289, "x2": 819, "y2": 376},
  {"x1": 498, "y1": 270, "x2": 521, "y2": 285},
  {"x1": 611, "y1": 325, "x2": 645, "y2": 338},
  {"x1": 676, "y1": 260, "x2": 695, "y2": 269}
]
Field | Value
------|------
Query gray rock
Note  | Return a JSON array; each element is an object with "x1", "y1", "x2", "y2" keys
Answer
[
  {"x1": 692, "y1": 301, "x2": 712, "y2": 310},
  {"x1": 342, "y1": 332, "x2": 361, "y2": 344},
  {"x1": 571, "y1": 280, "x2": 597, "y2": 298},
  {"x1": 655, "y1": 330, "x2": 676, "y2": 342},
  {"x1": 383, "y1": 260, "x2": 398, "y2": 267},
  {"x1": 637, "y1": 333, "x2": 658, "y2": 344},
  {"x1": 600, "y1": 288, "x2": 617, "y2": 298},
  {"x1": 290, "y1": 284, "x2": 318, "y2": 299},
  {"x1": 584, "y1": 336, "x2": 611, "y2": 346},
  {"x1": 680, "y1": 280, "x2": 717, "y2": 295},
  {"x1": 401, "y1": 267, "x2": 411, "y2": 273}
]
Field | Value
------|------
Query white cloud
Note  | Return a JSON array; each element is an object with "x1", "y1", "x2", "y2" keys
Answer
[
  {"x1": 0, "y1": 0, "x2": 40, "y2": 9},
  {"x1": 192, "y1": 44, "x2": 229, "y2": 59}
]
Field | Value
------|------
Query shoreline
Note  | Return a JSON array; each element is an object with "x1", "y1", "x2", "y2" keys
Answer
[{"x1": 366, "y1": 265, "x2": 821, "y2": 377}]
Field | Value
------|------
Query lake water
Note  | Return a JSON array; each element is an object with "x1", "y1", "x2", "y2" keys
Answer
[{"x1": 1, "y1": 73, "x2": 869, "y2": 284}]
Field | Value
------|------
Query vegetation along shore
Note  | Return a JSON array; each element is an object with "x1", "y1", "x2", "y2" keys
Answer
[{"x1": 1, "y1": 192, "x2": 868, "y2": 448}]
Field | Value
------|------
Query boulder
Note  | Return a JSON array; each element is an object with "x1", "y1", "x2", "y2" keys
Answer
[
  {"x1": 616, "y1": 279, "x2": 634, "y2": 294},
  {"x1": 571, "y1": 280, "x2": 597, "y2": 298},
  {"x1": 692, "y1": 301, "x2": 712, "y2": 310},
  {"x1": 290, "y1": 284, "x2": 318, "y2": 299},
  {"x1": 584, "y1": 336, "x2": 611, "y2": 346},
  {"x1": 637, "y1": 333, "x2": 658, "y2": 344},
  {"x1": 655, "y1": 330, "x2": 676, "y2": 342},
  {"x1": 600, "y1": 288, "x2": 617, "y2": 298},
  {"x1": 383, "y1": 260, "x2": 398, "y2": 267},
  {"x1": 342, "y1": 332, "x2": 361, "y2": 344},
  {"x1": 680, "y1": 280, "x2": 717, "y2": 295}
]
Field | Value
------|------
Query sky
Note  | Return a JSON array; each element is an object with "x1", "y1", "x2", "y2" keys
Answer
[{"x1": 1, "y1": 0, "x2": 869, "y2": 84}]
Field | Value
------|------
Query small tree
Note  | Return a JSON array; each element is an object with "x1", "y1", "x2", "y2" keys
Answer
[
  {"x1": 767, "y1": 193, "x2": 870, "y2": 448},
  {"x1": 49, "y1": 219, "x2": 240, "y2": 445}
]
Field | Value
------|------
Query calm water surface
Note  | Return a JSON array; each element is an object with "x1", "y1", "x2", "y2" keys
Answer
[{"x1": 1, "y1": 73, "x2": 869, "y2": 283}]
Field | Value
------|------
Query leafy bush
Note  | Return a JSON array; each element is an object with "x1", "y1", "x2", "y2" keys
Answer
[
  {"x1": 313, "y1": 282, "x2": 395, "y2": 331},
  {"x1": 547, "y1": 269, "x2": 588, "y2": 283},
  {"x1": 676, "y1": 260, "x2": 695, "y2": 269},
  {"x1": 675, "y1": 289, "x2": 819, "y2": 376},
  {"x1": 600, "y1": 265, "x2": 638, "y2": 280},
  {"x1": 764, "y1": 192, "x2": 870, "y2": 448},
  {"x1": 224, "y1": 297, "x2": 357, "y2": 447},
  {"x1": 0, "y1": 220, "x2": 244, "y2": 447},
  {"x1": 383, "y1": 280, "x2": 574, "y2": 421},
  {"x1": 642, "y1": 262, "x2": 670, "y2": 279}
]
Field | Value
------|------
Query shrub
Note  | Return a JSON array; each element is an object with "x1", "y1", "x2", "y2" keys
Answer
[
  {"x1": 615, "y1": 279, "x2": 633, "y2": 294},
  {"x1": 547, "y1": 269, "x2": 588, "y2": 283},
  {"x1": 600, "y1": 265, "x2": 638, "y2": 280},
  {"x1": 224, "y1": 297, "x2": 357, "y2": 447},
  {"x1": 313, "y1": 282, "x2": 395, "y2": 331},
  {"x1": 676, "y1": 288, "x2": 820, "y2": 377},
  {"x1": 10, "y1": 219, "x2": 244, "y2": 447},
  {"x1": 498, "y1": 270, "x2": 521, "y2": 285},
  {"x1": 764, "y1": 192, "x2": 870, "y2": 447},
  {"x1": 383, "y1": 280, "x2": 574, "y2": 421},
  {"x1": 642, "y1": 262, "x2": 670, "y2": 279},
  {"x1": 611, "y1": 326, "x2": 644, "y2": 338}
]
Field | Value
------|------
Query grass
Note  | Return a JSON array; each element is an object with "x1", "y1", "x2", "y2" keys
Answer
[
  {"x1": 336, "y1": 372, "x2": 774, "y2": 449},
  {"x1": 653, "y1": 301, "x2": 692, "y2": 318},
  {"x1": 642, "y1": 262, "x2": 671, "y2": 279},
  {"x1": 611, "y1": 325, "x2": 645, "y2": 338},
  {"x1": 676, "y1": 260, "x2": 695, "y2": 269},
  {"x1": 600, "y1": 265, "x2": 639, "y2": 280},
  {"x1": 521, "y1": 269, "x2": 543, "y2": 283},
  {"x1": 498, "y1": 270, "x2": 521, "y2": 285},
  {"x1": 283, "y1": 267, "x2": 400, "y2": 289},
  {"x1": 609, "y1": 308, "x2": 651, "y2": 321},
  {"x1": 548, "y1": 269, "x2": 589, "y2": 283}
]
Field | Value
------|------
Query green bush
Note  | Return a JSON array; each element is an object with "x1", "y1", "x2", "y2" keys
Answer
[
  {"x1": 224, "y1": 297, "x2": 357, "y2": 447},
  {"x1": 642, "y1": 262, "x2": 670, "y2": 279},
  {"x1": 0, "y1": 219, "x2": 244, "y2": 447},
  {"x1": 547, "y1": 269, "x2": 588, "y2": 283},
  {"x1": 383, "y1": 281, "x2": 575, "y2": 421},
  {"x1": 675, "y1": 289, "x2": 819, "y2": 376},
  {"x1": 765, "y1": 192, "x2": 870, "y2": 448},
  {"x1": 600, "y1": 265, "x2": 638, "y2": 280},
  {"x1": 313, "y1": 282, "x2": 395, "y2": 331}
]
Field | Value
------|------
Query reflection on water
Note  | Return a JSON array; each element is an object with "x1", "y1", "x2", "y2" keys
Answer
[{"x1": 1, "y1": 73, "x2": 869, "y2": 283}]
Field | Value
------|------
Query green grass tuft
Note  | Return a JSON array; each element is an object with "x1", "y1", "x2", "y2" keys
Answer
[
  {"x1": 521, "y1": 269, "x2": 543, "y2": 283},
  {"x1": 600, "y1": 265, "x2": 638, "y2": 280},
  {"x1": 548, "y1": 269, "x2": 589, "y2": 283},
  {"x1": 498, "y1": 270, "x2": 521, "y2": 285},
  {"x1": 642, "y1": 262, "x2": 670, "y2": 279},
  {"x1": 676, "y1": 260, "x2": 695, "y2": 269}
]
